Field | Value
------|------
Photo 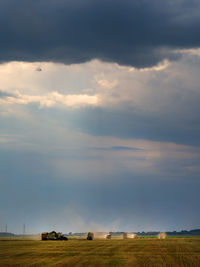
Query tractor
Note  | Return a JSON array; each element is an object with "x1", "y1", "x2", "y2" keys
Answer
[
  {"x1": 106, "y1": 233, "x2": 112, "y2": 239},
  {"x1": 87, "y1": 232, "x2": 94, "y2": 240},
  {"x1": 41, "y1": 231, "x2": 68, "y2": 240}
]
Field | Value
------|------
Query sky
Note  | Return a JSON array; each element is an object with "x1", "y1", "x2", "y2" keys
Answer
[{"x1": 0, "y1": 0, "x2": 200, "y2": 234}]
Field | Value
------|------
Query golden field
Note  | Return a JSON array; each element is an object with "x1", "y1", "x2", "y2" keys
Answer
[{"x1": 0, "y1": 237, "x2": 200, "y2": 266}]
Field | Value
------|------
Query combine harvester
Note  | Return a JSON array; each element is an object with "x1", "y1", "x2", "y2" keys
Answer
[{"x1": 41, "y1": 231, "x2": 68, "y2": 240}]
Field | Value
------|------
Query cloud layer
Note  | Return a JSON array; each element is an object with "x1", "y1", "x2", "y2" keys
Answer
[
  {"x1": 1, "y1": 0, "x2": 200, "y2": 67},
  {"x1": 0, "y1": 52, "x2": 200, "y2": 146},
  {"x1": 0, "y1": 2, "x2": 200, "y2": 233}
]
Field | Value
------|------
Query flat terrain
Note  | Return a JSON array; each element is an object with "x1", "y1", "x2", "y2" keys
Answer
[{"x1": 0, "y1": 237, "x2": 200, "y2": 266}]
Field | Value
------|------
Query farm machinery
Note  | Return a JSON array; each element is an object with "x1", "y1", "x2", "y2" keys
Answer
[
  {"x1": 87, "y1": 232, "x2": 94, "y2": 240},
  {"x1": 41, "y1": 231, "x2": 68, "y2": 240},
  {"x1": 106, "y1": 233, "x2": 112, "y2": 239}
]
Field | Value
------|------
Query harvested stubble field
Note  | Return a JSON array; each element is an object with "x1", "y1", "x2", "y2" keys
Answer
[{"x1": 0, "y1": 237, "x2": 200, "y2": 266}]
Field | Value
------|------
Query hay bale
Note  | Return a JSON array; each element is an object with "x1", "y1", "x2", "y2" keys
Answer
[
  {"x1": 129, "y1": 233, "x2": 137, "y2": 239},
  {"x1": 123, "y1": 233, "x2": 128, "y2": 239},
  {"x1": 158, "y1": 232, "x2": 166, "y2": 239}
]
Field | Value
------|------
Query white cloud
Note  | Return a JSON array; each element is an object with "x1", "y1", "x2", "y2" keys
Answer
[
  {"x1": 128, "y1": 59, "x2": 170, "y2": 72},
  {"x1": 0, "y1": 55, "x2": 198, "y2": 113},
  {"x1": 0, "y1": 91, "x2": 99, "y2": 108},
  {"x1": 97, "y1": 79, "x2": 118, "y2": 89},
  {"x1": 175, "y1": 48, "x2": 200, "y2": 56}
]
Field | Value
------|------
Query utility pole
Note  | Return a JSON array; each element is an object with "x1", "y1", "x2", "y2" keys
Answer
[
  {"x1": 5, "y1": 224, "x2": 7, "y2": 233},
  {"x1": 23, "y1": 224, "x2": 26, "y2": 236}
]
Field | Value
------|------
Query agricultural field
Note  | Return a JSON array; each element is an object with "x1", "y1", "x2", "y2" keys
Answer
[{"x1": 0, "y1": 237, "x2": 200, "y2": 266}]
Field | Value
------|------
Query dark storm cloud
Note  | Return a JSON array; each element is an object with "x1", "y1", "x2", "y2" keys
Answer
[
  {"x1": 69, "y1": 107, "x2": 200, "y2": 146},
  {"x1": 0, "y1": 0, "x2": 200, "y2": 67}
]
